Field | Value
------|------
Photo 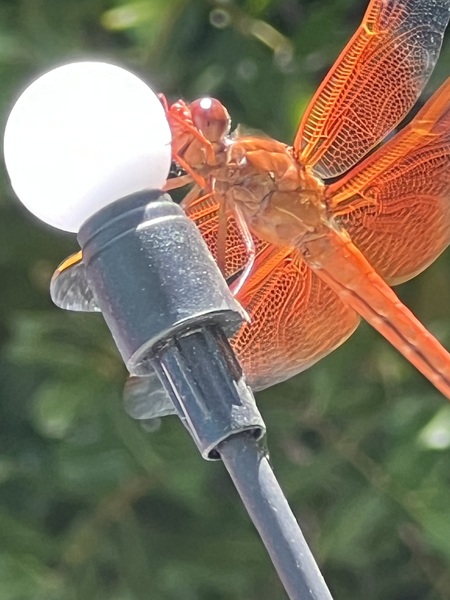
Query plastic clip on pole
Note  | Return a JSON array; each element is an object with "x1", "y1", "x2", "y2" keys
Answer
[
  {"x1": 78, "y1": 190, "x2": 334, "y2": 600},
  {"x1": 78, "y1": 190, "x2": 263, "y2": 458}
]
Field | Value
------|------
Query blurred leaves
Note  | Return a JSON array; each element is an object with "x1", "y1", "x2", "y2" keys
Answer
[{"x1": 0, "y1": 0, "x2": 449, "y2": 599}]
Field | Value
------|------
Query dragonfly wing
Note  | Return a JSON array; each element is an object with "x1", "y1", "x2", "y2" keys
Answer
[
  {"x1": 327, "y1": 78, "x2": 450, "y2": 285},
  {"x1": 295, "y1": 0, "x2": 450, "y2": 178},
  {"x1": 183, "y1": 193, "x2": 262, "y2": 280},
  {"x1": 124, "y1": 374, "x2": 176, "y2": 419},
  {"x1": 50, "y1": 251, "x2": 100, "y2": 312},
  {"x1": 232, "y1": 249, "x2": 360, "y2": 390}
]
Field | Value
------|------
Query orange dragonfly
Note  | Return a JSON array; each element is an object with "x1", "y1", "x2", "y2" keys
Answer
[{"x1": 52, "y1": 0, "x2": 450, "y2": 401}]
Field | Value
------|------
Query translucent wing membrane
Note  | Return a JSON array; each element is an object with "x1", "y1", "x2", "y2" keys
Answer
[
  {"x1": 50, "y1": 251, "x2": 99, "y2": 312},
  {"x1": 183, "y1": 194, "x2": 263, "y2": 280},
  {"x1": 327, "y1": 78, "x2": 450, "y2": 284},
  {"x1": 295, "y1": 0, "x2": 450, "y2": 178},
  {"x1": 233, "y1": 254, "x2": 359, "y2": 390},
  {"x1": 124, "y1": 374, "x2": 176, "y2": 419}
]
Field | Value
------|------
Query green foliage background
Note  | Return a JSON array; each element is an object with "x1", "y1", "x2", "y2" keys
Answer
[{"x1": 0, "y1": 1, "x2": 449, "y2": 599}]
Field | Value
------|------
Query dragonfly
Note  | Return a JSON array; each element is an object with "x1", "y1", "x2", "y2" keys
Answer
[{"x1": 52, "y1": 0, "x2": 450, "y2": 407}]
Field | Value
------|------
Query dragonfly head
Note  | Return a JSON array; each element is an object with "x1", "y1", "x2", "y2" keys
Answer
[{"x1": 190, "y1": 97, "x2": 231, "y2": 143}]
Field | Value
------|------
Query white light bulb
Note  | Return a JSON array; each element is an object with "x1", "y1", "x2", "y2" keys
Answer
[{"x1": 3, "y1": 62, "x2": 172, "y2": 232}]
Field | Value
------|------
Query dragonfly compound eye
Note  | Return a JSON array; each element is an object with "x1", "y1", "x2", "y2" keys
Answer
[{"x1": 190, "y1": 97, "x2": 231, "y2": 143}]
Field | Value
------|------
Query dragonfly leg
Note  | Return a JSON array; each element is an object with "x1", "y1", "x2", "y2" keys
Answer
[
  {"x1": 163, "y1": 173, "x2": 195, "y2": 192},
  {"x1": 172, "y1": 153, "x2": 208, "y2": 188},
  {"x1": 229, "y1": 204, "x2": 256, "y2": 297}
]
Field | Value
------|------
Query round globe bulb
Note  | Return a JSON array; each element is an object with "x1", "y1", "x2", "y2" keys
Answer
[{"x1": 4, "y1": 62, "x2": 172, "y2": 232}]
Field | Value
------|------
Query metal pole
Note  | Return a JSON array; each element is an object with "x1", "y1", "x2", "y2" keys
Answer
[{"x1": 219, "y1": 432, "x2": 333, "y2": 600}]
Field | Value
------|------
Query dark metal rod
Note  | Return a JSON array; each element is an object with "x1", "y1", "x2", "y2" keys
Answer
[{"x1": 218, "y1": 432, "x2": 334, "y2": 600}]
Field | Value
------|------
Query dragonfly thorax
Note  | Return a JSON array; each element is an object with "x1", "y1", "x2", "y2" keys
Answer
[{"x1": 215, "y1": 137, "x2": 329, "y2": 248}]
